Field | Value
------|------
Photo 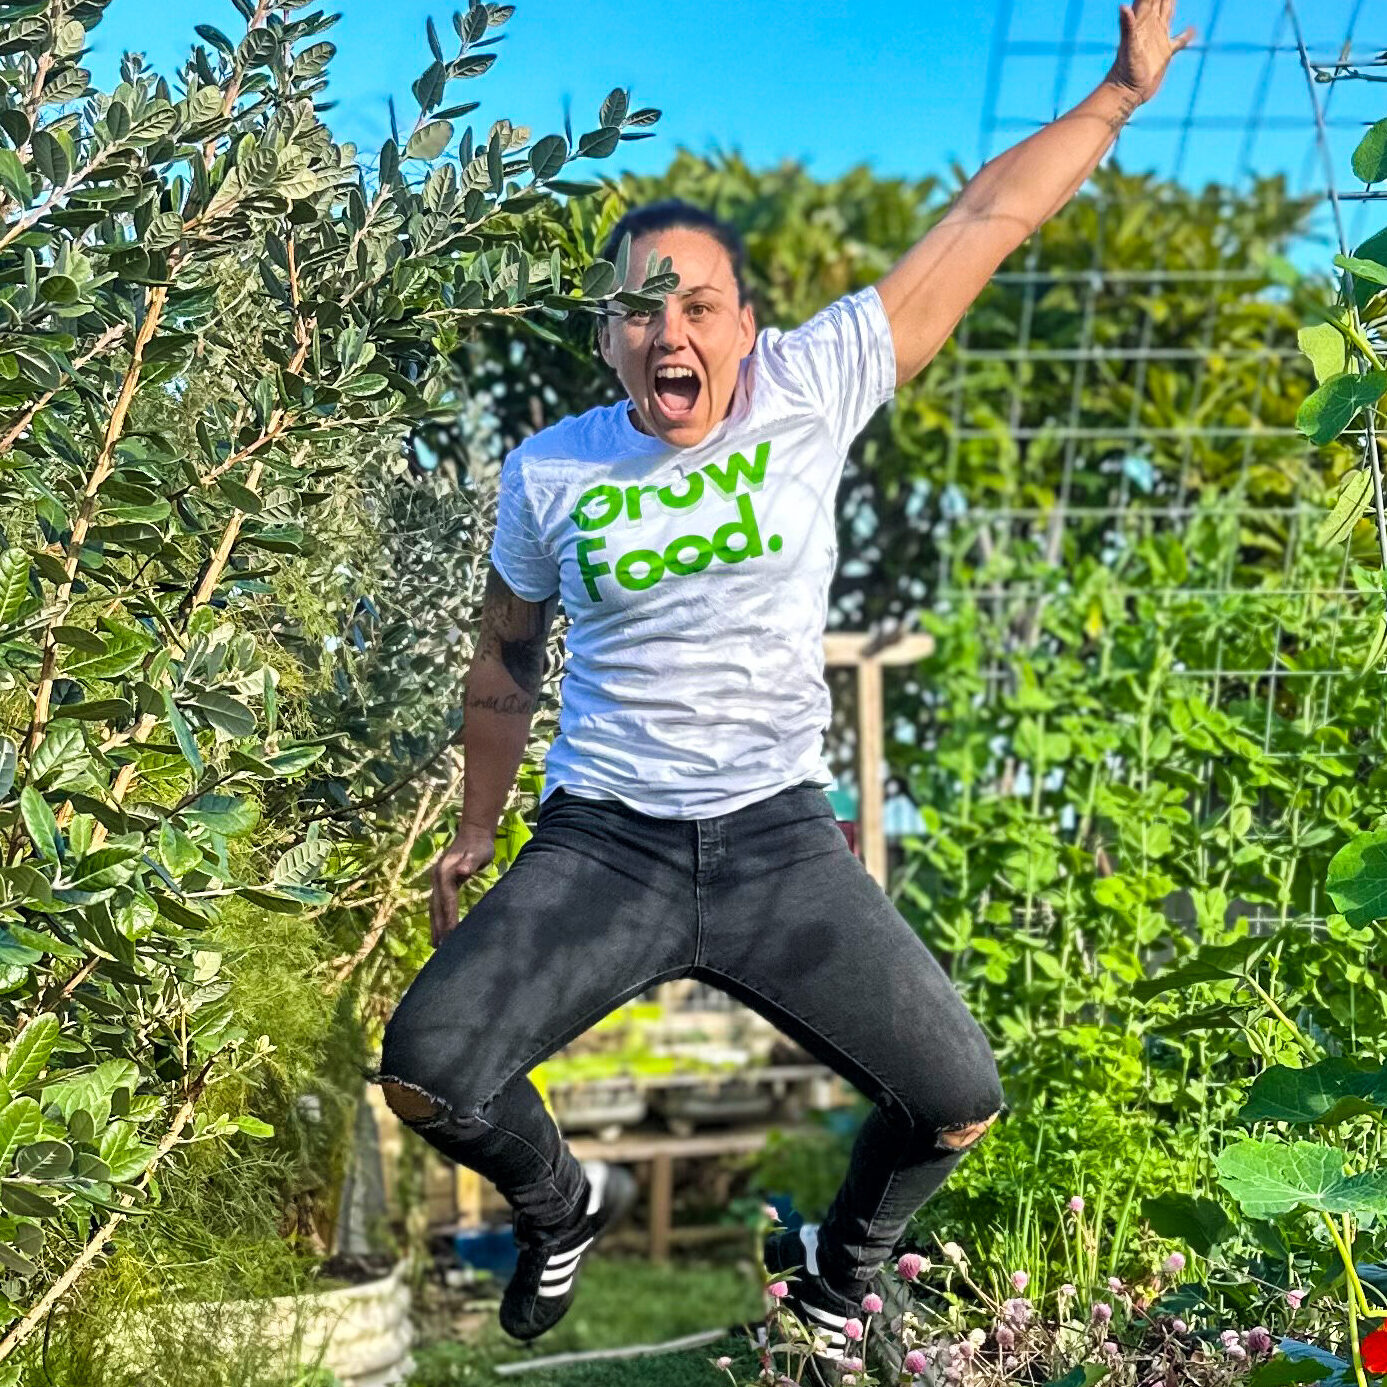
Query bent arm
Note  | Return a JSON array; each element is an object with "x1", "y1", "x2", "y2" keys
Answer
[
  {"x1": 461, "y1": 567, "x2": 560, "y2": 832},
  {"x1": 877, "y1": 0, "x2": 1192, "y2": 385}
]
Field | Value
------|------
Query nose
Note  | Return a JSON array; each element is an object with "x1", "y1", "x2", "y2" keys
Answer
[{"x1": 656, "y1": 301, "x2": 689, "y2": 349}]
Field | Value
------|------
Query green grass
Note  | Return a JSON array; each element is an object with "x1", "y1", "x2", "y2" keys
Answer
[{"x1": 407, "y1": 1253, "x2": 764, "y2": 1386}]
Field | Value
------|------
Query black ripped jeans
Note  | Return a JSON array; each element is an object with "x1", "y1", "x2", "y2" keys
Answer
[{"x1": 372, "y1": 780, "x2": 1002, "y2": 1293}]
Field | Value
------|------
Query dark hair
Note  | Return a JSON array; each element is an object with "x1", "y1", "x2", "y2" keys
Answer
[{"x1": 599, "y1": 199, "x2": 749, "y2": 304}]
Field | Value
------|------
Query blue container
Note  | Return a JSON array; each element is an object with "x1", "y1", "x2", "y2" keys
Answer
[{"x1": 453, "y1": 1222, "x2": 519, "y2": 1279}]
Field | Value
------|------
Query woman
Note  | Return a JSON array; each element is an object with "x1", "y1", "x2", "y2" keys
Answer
[{"x1": 374, "y1": 0, "x2": 1190, "y2": 1364}]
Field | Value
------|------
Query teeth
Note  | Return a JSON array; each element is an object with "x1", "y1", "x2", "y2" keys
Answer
[{"x1": 655, "y1": 366, "x2": 695, "y2": 379}]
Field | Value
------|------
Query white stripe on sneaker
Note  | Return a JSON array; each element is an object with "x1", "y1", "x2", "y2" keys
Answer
[
  {"x1": 800, "y1": 1223, "x2": 822, "y2": 1277},
  {"x1": 804, "y1": 1302, "x2": 849, "y2": 1329},
  {"x1": 583, "y1": 1160, "x2": 608, "y2": 1216},
  {"x1": 538, "y1": 1273, "x2": 576, "y2": 1298}
]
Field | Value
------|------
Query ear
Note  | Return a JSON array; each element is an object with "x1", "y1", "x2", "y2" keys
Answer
[
  {"x1": 596, "y1": 315, "x2": 615, "y2": 369},
  {"x1": 737, "y1": 299, "x2": 757, "y2": 356}
]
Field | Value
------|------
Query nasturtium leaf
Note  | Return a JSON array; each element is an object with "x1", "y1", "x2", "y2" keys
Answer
[
  {"x1": 1275, "y1": 1341, "x2": 1352, "y2": 1387},
  {"x1": 1317, "y1": 468, "x2": 1374, "y2": 548},
  {"x1": 406, "y1": 119, "x2": 453, "y2": 161},
  {"x1": 1351, "y1": 229, "x2": 1387, "y2": 313},
  {"x1": 1298, "y1": 323, "x2": 1349, "y2": 385},
  {"x1": 19, "y1": 788, "x2": 59, "y2": 862},
  {"x1": 1296, "y1": 372, "x2": 1387, "y2": 447},
  {"x1": 1248, "y1": 1353, "x2": 1331, "y2": 1387},
  {"x1": 1216, "y1": 1139, "x2": 1387, "y2": 1218},
  {"x1": 0, "y1": 1097, "x2": 42, "y2": 1169},
  {"x1": 1239, "y1": 1059, "x2": 1387, "y2": 1126},
  {"x1": 1327, "y1": 830, "x2": 1387, "y2": 925},
  {"x1": 1352, "y1": 118, "x2": 1387, "y2": 185}
]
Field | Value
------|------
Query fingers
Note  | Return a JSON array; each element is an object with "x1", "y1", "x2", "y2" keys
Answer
[{"x1": 1173, "y1": 24, "x2": 1196, "y2": 51}]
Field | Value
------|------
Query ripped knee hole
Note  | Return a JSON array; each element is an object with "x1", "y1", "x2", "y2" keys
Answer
[
  {"x1": 939, "y1": 1111, "x2": 1000, "y2": 1151},
  {"x1": 380, "y1": 1080, "x2": 444, "y2": 1123}
]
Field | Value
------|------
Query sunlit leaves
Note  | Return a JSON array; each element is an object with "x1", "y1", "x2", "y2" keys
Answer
[
  {"x1": 1295, "y1": 371, "x2": 1387, "y2": 446},
  {"x1": 1326, "y1": 830, "x2": 1387, "y2": 926},
  {"x1": 1216, "y1": 1140, "x2": 1387, "y2": 1219}
]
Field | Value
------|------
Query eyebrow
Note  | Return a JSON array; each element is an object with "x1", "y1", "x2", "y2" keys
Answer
[{"x1": 672, "y1": 284, "x2": 725, "y2": 297}]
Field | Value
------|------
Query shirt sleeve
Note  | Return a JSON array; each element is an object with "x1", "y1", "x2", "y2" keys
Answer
[
  {"x1": 759, "y1": 285, "x2": 898, "y2": 455},
  {"x1": 488, "y1": 450, "x2": 559, "y2": 601}
]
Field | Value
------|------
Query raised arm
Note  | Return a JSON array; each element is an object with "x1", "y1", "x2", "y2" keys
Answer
[
  {"x1": 430, "y1": 568, "x2": 559, "y2": 946},
  {"x1": 877, "y1": 0, "x2": 1193, "y2": 385}
]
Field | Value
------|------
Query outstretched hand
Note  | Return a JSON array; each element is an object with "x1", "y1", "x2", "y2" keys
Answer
[{"x1": 1108, "y1": 0, "x2": 1195, "y2": 105}]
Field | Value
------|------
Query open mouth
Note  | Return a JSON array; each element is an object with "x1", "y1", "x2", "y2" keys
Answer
[{"x1": 652, "y1": 364, "x2": 702, "y2": 421}]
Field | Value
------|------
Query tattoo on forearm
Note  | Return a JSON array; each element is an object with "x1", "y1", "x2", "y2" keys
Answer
[
  {"x1": 475, "y1": 568, "x2": 557, "y2": 701},
  {"x1": 1105, "y1": 89, "x2": 1139, "y2": 135},
  {"x1": 466, "y1": 690, "x2": 537, "y2": 716}
]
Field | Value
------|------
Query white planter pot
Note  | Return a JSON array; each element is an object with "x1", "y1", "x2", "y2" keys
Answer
[{"x1": 113, "y1": 1260, "x2": 415, "y2": 1387}]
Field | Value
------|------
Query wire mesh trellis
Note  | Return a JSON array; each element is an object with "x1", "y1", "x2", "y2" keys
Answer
[{"x1": 874, "y1": 0, "x2": 1387, "y2": 952}]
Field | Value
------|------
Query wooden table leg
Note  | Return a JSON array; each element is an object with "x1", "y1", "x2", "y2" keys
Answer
[{"x1": 649, "y1": 1152, "x2": 672, "y2": 1263}]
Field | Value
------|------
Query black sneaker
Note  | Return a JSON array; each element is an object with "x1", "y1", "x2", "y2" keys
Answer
[
  {"x1": 764, "y1": 1222, "x2": 865, "y2": 1381},
  {"x1": 499, "y1": 1159, "x2": 637, "y2": 1342}
]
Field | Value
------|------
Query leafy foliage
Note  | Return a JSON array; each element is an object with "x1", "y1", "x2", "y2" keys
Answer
[{"x1": 0, "y1": 0, "x2": 672, "y2": 1366}]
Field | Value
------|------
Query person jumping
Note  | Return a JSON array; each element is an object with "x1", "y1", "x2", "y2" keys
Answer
[{"x1": 372, "y1": 0, "x2": 1189, "y2": 1367}]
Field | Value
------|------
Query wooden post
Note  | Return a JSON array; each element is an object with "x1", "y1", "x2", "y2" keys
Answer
[
  {"x1": 822, "y1": 632, "x2": 935, "y2": 890},
  {"x1": 856, "y1": 657, "x2": 886, "y2": 887},
  {"x1": 649, "y1": 1152, "x2": 673, "y2": 1263}
]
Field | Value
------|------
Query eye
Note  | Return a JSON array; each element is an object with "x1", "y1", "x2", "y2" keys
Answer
[
  {"x1": 625, "y1": 308, "x2": 653, "y2": 324},
  {"x1": 687, "y1": 302, "x2": 711, "y2": 319}
]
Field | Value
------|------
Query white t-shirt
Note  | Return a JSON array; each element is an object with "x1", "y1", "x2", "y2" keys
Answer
[{"x1": 488, "y1": 284, "x2": 897, "y2": 819}]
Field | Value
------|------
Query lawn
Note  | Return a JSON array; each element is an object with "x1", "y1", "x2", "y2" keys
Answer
[{"x1": 406, "y1": 1253, "x2": 764, "y2": 1385}]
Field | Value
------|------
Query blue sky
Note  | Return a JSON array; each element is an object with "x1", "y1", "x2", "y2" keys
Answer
[{"x1": 87, "y1": 1, "x2": 1379, "y2": 220}]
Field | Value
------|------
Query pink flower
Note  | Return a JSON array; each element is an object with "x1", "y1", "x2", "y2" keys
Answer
[
  {"x1": 761, "y1": 1203, "x2": 781, "y2": 1223},
  {"x1": 768, "y1": 1280, "x2": 788, "y2": 1299},
  {"x1": 843, "y1": 1359, "x2": 864, "y2": 1373},
  {"x1": 843, "y1": 1318, "x2": 863, "y2": 1341},
  {"x1": 714, "y1": 1356, "x2": 733, "y2": 1370},
  {"x1": 1011, "y1": 1270, "x2": 1030, "y2": 1293},
  {"x1": 861, "y1": 1292, "x2": 883, "y2": 1313},
  {"x1": 1164, "y1": 1252, "x2": 1186, "y2": 1274},
  {"x1": 1103, "y1": 1340, "x2": 1120, "y2": 1357},
  {"x1": 1246, "y1": 1327, "x2": 1273, "y2": 1356},
  {"x1": 1003, "y1": 1297, "x2": 1033, "y2": 1326},
  {"x1": 1228, "y1": 1346, "x2": 1248, "y2": 1362},
  {"x1": 995, "y1": 1325, "x2": 1016, "y2": 1350},
  {"x1": 958, "y1": 1340, "x2": 976, "y2": 1361},
  {"x1": 1286, "y1": 1288, "x2": 1306, "y2": 1310},
  {"x1": 905, "y1": 1349, "x2": 929, "y2": 1374},
  {"x1": 897, "y1": 1252, "x2": 924, "y2": 1281},
  {"x1": 1059, "y1": 1282, "x2": 1077, "y2": 1299},
  {"x1": 1092, "y1": 1302, "x2": 1113, "y2": 1324},
  {"x1": 1069, "y1": 1195, "x2": 1085, "y2": 1213},
  {"x1": 1108, "y1": 1276, "x2": 1124, "y2": 1293},
  {"x1": 1172, "y1": 1319, "x2": 1189, "y2": 1335},
  {"x1": 1221, "y1": 1331, "x2": 1242, "y2": 1351}
]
